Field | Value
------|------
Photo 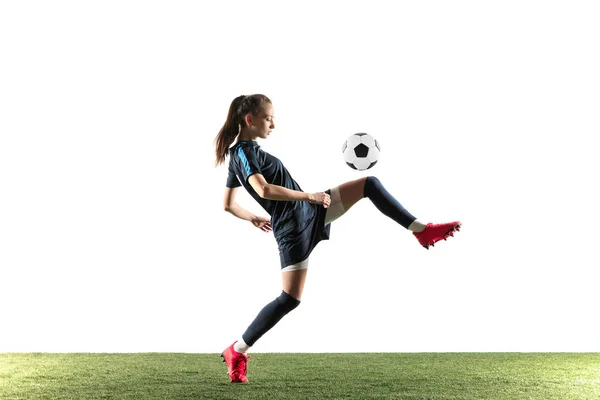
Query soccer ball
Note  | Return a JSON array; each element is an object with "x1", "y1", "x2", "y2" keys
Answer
[{"x1": 342, "y1": 133, "x2": 380, "y2": 170}]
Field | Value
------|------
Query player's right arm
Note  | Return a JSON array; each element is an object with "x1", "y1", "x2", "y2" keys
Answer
[
  {"x1": 223, "y1": 186, "x2": 257, "y2": 220},
  {"x1": 248, "y1": 174, "x2": 330, "y2": 208},
  {"x1": 223, "y1": 186, "x2": 273, "y2": 232}
]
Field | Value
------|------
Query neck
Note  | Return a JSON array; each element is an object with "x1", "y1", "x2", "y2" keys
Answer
[{"x1": 237, "y1": 131, "x2": 256, "y2": 142}]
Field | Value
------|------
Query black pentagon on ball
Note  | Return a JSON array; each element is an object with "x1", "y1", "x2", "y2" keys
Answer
[
  {"x1": 355, "y1": 133, "x2": 368, "y2": 137},
  {"x1": 368, "y1": 160, "x2": 378, "y2": 169},
  {"x1": 354, "y1": 143, "x2": 369, "y2": 158},
  {"x1": 375, "y1": 139, "x2": 380, "y2": 151},
  {"x1": 346, "y1": 162, "x2": 357, "y2": 170}
]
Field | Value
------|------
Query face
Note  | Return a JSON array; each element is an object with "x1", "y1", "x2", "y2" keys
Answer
[{"x1": 248, "y1": 104, "x2": 275, "y2": 139}]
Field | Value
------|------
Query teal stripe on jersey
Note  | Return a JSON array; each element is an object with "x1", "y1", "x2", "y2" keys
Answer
[{"x1": 237, "y1": 146, "x2": 253, "y2": 177}]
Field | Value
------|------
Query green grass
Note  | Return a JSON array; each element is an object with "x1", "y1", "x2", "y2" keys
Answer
[{"x1": 1, "y1": 353, "x2": 599, "y2": 399}]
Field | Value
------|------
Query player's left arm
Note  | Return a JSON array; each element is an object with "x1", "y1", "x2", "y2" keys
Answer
[{"x1": 223, "y1": 187, "x2": 272, "y2": 232}]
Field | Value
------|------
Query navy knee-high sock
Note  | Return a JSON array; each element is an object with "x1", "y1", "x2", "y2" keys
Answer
[
  {"x1": 242, "y1": 290, "x2": 300, "y2": 347},
  {"x1": 364, "y1": 176, "x2": 416, "y2": 229}
]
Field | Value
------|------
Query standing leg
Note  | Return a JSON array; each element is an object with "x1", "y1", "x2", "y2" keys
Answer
[
  {"x1": 222, "y1": 268, "x2": 306, "y2": 383},
  {"x1": 236, "y1": 268, "x2": 306, "y2": 353},
  {"x1": 281, "y1": 268, "x2": 308, "y2": 301}
]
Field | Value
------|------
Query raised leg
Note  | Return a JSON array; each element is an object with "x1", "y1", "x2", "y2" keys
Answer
[
  {"x1": 337, "y1": 177, "x2": 368, "y2": 211},
  {"x1": 332, "y1": 176, "x2": 420, "y2": 230}
]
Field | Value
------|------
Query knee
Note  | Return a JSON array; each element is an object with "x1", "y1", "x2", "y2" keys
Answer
[
  {"x1": 364, "y1": 176, "x2": 380, "y2": 197},
  {"x1": 366, "y1": 176, "x2": 379, "y2": 184},
  {"x1": 278, "y1": 290, "x2": 301, "y2": 313}
]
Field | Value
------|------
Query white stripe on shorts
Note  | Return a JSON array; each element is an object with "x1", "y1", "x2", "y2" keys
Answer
[
  {"x1": 281, "y1": 257, "x2": 309, "y2": 272},
  {"x1": 324, "y1": 186, "x2": 345, "y2": 225}
]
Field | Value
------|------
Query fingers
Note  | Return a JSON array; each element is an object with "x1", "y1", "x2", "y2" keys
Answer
[
  {"x1": 308, "y1": 192, "x2": 331, "y2": 208},
  {"x1": 253, "y1": 217, "x2": 272, "y2": 232}
]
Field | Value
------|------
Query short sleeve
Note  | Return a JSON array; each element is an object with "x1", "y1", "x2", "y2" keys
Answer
[
  {"x1": 235, "y1": 146, "x2": 261, "y2": 184},
  {"x1": 226, "y1": 162, "x2": 241, "y2": 188}
]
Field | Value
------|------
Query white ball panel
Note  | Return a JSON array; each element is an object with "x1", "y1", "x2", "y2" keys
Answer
[
  {"x1": 360, "y1": 134, "x2": 375, "y2": 148},
  {"x1": 343, "y1": 148, "x2": 357, "y2": 163},
  {"x1": 367, "y1": 148, "x2": 380, "y2": 163},
  {"x1": 353, "y1": 157, "x2": 371, "y2": 171},
  {"x1": 346, "y1": 134, "x2": 362, "y2": 148}
]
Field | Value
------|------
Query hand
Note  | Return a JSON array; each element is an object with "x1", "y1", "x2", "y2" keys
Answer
[
  {"x1": 251, "y1": 216, "x2": 272, "y2": 232},
  {"x1": 308, "y1": 192, "x2": 331, "y2": 208}
]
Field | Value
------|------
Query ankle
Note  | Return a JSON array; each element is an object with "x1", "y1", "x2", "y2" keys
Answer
[
  {"x1": 234, "y1": 339, "x2": 250, "y2": 354},
  {"x1": 408, "y1": 219, "x2": 427, "y2": 233}
]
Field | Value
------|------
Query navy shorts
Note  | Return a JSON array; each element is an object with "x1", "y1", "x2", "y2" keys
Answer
[{"x1": 277, "y1": 189, "x2": 332, "y2": 270}]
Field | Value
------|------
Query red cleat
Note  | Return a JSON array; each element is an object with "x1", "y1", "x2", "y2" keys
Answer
[
  {"x1": 221, "y1": 342, "x2": 250, "y2": 383},
  {"x1": 413, "y1": 221, "x2": 461, "y2": 249}
]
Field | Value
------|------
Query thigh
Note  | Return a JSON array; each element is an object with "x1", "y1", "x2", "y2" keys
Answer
[
  {"x1": 324, "y1": 177, "x2": 368, "y2": 225},
  {"x1": 337, "y1": 177, "x2": 367, "y2": 211},
  {"x1": 281, "y1": 268, "x2": 308, "y2": 301},
  {"x1": 325, "y1": 178, "x2": 367, "y2": 225}
]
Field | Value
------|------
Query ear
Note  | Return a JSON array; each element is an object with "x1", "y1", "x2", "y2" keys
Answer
[{"x1": 244, "y1": 113, "x2": 253, "y2": 127}]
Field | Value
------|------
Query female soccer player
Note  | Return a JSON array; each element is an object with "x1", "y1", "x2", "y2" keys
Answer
[{"x1": 215, "y1": 94, "x2": 460, "y2": 383}]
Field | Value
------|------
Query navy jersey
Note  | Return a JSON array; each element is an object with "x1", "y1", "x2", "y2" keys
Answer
[{"x1": 226, "y1": 140, "x2": 330, "y2": 267}]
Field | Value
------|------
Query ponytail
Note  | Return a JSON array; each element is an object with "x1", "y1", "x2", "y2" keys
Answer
[{"x1": 214, "y1": 94, "x2": 271, "y2": 166}]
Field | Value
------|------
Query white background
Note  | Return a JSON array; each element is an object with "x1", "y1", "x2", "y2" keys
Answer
[{"x1": 1, "y1": 1, "x2": 599, "y2": 353}]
